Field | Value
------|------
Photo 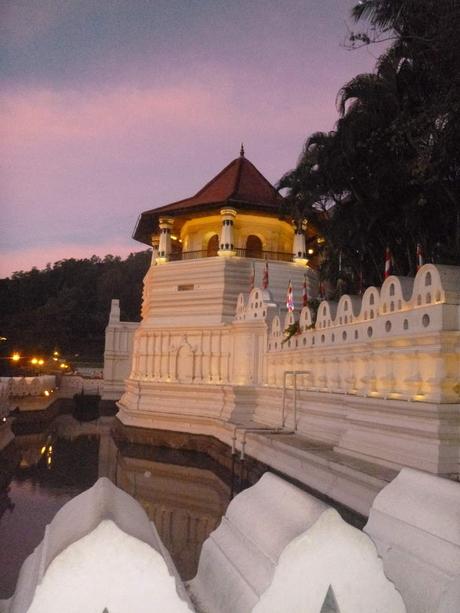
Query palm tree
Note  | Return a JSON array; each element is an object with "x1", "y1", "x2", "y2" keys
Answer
[{"x1": 279, "y1": 0, "x2": 460, "y2": 288}]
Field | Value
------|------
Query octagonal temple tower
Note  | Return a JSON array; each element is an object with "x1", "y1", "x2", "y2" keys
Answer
[{"x1": 117, "y1": 149, "x2": 318, "y2": 430}]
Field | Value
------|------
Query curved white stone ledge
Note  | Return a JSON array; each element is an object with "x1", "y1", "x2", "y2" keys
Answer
[
  {"x1": 189, "y1": 472, "x2": 406, "y2": 613},
  {"x1": 254, "y1": 508, "x2": 405, "y2": 613},
  {"x1": 4, "y1": 469, "x2": 460, "y2": 613},
  {"x1": 365, "y1": 467, "x2": 460, "y2": 613},
  {"x1": 5, "y1": 477, "x2": 192, "y2": 613},
  {"x1": 188, "y1": 473, "x2": 329, "y2": 612}
]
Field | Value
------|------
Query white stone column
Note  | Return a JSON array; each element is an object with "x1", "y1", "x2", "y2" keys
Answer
[
  {"x1": 157, "y1": 217, "x2": 174, "y2": 263},
  {"x1": 151, "y1": 235, "x2": 160, "y2": 265},
  {"x1": 218, "y1": 208, "x2": 237, "y2": 257},
  {"x1": 293, "y1": 228, "x2": 308, "y2": 266}
]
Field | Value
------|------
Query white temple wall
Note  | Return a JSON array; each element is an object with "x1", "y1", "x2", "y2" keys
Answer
[
  {"x1": 130, "y1": 325, "x2": 232, "y2": 384},
  {"x1": 142, "y1": 257, "x2": 316, "y2": 326},
  {"x1": 261, "y1": 265, "x2": 460, "y2": 474},
  {"x1": 231, "y1": 320, "x2": 266, "y2": 385},
  {"x1": 112, "y1": 263, "x2": 460, "y2": 476},
  {"x1": 102, "y1": 299, "x2": 139, "y2": 400}
]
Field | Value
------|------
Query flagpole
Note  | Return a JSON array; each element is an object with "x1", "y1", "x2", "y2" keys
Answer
[
  {"x1": 416, "y1": 243, "x2": 424, "y2": 272},
  {"x1": 286, "y1": 280, "x2": 294, "y2": 313},
  {"x1": 302, "y1": 274, "x2": 308, "y2": 308},
  {"x1": 263, "y1": 260, "x2": 269, "y2": 290},
  {"x1": 250, "y1": 261, "x2": 255, "y2": 292}
]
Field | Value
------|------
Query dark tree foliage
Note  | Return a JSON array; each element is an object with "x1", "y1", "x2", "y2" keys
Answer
[
  {"x1": 279, "y1": 0, "x2": 460, "y2": 294},
  {"x1": 0, "y1": 251, "x2": 150, "y2": 364}
]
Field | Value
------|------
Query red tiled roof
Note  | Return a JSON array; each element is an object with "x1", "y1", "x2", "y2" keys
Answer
[{"x1": 133, "y1": 154, "x2": 284, "y2": 245}]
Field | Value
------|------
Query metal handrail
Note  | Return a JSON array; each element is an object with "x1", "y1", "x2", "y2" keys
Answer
[{"x1": 282, "y1": 370, "x2": 311, "y2": 430}]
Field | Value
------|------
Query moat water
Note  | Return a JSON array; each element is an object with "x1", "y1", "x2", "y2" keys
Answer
[{"x1": 0, "y1": 414, "x2": 233, "y2": 599}]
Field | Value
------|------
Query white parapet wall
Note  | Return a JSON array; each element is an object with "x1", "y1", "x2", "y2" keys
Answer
[
  {"x1": 266, "y1": 264, "x2": 460, "y2": 403},
  {"x1": 364, "y1": 468, "x2": 460, "y2": 613},
  {"x1": 263, "y1": 264, "x2": 460, "y2": 475},
  {"x1": 189, "y1": 472, "x2": 406, "y2": 613}
]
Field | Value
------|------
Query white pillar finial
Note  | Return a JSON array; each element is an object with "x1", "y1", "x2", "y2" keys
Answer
[
  {"x1": 109, "y1": 299, "x2": 120, "y2": 324},
  {"x1": 293, "y1": 227, "x2": 308, "y2": 266},
  {"x1": 151, "y1": 235, "x2": 160, "y2": 265}
]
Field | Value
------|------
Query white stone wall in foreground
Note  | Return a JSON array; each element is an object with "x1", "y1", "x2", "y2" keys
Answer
[{"x1": 3, "y1": 468, "x2": 459, "y2": 612}]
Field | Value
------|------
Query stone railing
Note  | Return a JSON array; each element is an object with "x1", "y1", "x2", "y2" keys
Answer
[
  {"x1": 265, "y1": 264, "x2": 460, "y2": 404},
  {"x1": 168, "y1": 248, "x2": 293, "y2": 262}
]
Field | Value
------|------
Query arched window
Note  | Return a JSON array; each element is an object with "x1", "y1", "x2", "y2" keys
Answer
[
  {"x1": 245, "y1": 235, "x2": 263, "y2": 258},
  {"x1": 207, "y1": 234, "x2": 219, "y2": 257}
]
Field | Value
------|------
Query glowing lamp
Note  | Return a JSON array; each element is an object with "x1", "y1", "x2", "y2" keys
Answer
[
  {"x1": 31, "y1": 358, "x2": 38, "y2": 365},
  {"x1": 11, "y1": 353, "x2": 21, "y2": 362}
]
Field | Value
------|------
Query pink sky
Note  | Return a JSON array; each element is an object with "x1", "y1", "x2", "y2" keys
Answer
[{"x1": 1, "y1": 1, "x2": 380, "y2": 278}]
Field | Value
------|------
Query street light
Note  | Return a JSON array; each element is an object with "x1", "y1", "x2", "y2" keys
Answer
[{"x1": 11, "y1": 353, "x2": 21, "y2": 362}]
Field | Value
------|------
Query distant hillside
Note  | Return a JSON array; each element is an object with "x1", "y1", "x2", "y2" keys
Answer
[{"x1": 0, "y1": 251, "x2": 150, "y2": 367}]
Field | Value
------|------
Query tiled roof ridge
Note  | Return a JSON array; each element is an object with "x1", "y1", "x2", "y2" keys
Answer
[
  {"x1": 144, "y1": 156, "x2": 282, "y2": 216},
  {"x1": 140, "y1": 157, "x2": 241, "y2": 216},
  {"x1": 233, "y1": 156, "x2": 282, "y2": 202},
  {"x1": 229, "y1": 155, "x2": 245, "y2": 201},
  {"x1": 192, "y1": 156, "x2": 240, "y2": 200}
]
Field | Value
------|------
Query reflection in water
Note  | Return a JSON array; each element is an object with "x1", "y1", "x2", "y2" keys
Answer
[
  {"x1": 116, "y1": 455, "x2": 229, "y2": 579},
  {"x1": 0, "y1": 415, "x2": 231, "y2": 598},
  {"x1": 0, "y1": 427, "x2": 100, "y2": 599}
]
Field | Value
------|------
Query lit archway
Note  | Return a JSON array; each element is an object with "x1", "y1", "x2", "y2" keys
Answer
[
  {"x1": 207, "y1": 234, "x2": 219, "y2": 257},
  {"x1": 245, "y1": 235, "x2": 263, "y2": 258}
]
